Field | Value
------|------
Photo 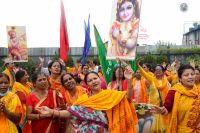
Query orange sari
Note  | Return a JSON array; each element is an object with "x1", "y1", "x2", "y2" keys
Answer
[
  {"x1": 12, "y1": 81, "x2": 32, "y2": 133},
  {"x1": 132, "y1": 77, "x2": 148, "y2": 103},
  {"x1": 49, "y1": 77, "x2": 65, "y2": 92},
  {"x1": 64, "y1": 86, "x2": 86, "y2": 106}
]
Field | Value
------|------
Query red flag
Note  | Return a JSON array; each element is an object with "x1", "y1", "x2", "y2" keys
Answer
[{"x1": 60, "y1": 0, "x2": 69, "y2": 62}]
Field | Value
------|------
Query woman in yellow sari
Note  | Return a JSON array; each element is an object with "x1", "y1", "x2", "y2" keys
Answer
[
  {"x1": 0, "y1": 73, "x2": 22, "y2": 133},
  {"x1": 61, "y1": 73, "x2": 87, "y2": 132},
  {"x1": 36, "y1": 62, "x2": 138, "y2": 133},
  {"x1": 152, "y1": 64, "x2": 200, "y2": 132},
  {"x1": 12, "y1": 70, "x2": 32, "y2": 133},
  {"x1": 195, "y1": 67, "x2": 200, "y2": 88},
  {"x1": 136, "y1": 58, "x2": 170, "y2": 132}
]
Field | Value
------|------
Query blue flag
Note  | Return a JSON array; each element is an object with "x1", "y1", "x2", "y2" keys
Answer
[{"x1": 81, "y1": 15, "x2": 91, "y2": 65}]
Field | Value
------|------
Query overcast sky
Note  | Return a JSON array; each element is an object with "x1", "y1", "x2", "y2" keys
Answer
[{"x1": 0, "y1": 0, "x2": 199, "y2": 48}]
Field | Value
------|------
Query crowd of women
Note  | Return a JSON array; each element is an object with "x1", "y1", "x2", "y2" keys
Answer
[{"x1": 0, "y1": 55, "x2": 200, "y2": 133}]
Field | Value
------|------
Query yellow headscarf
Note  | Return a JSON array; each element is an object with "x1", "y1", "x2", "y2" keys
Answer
[
  {"x1": 74, "y1": 90, "x2": 138, "y2": 133},
  {"x1": 167, "y1": 83, "x2": 198, "y2": 133}
]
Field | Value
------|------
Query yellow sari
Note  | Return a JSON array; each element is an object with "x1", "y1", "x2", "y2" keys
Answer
[
  {"x1": 74, "y1": 90, "x2": 138, "y2": 133},
  {"x1": 167, "y1": 83, "x2": 200, "y2": 133},
  {"x1": 0, "y1": 91, "x2": 22, "y2": 133},
  {"x1": 139, "y1": 66, "x2": 170, "y2": 132}
]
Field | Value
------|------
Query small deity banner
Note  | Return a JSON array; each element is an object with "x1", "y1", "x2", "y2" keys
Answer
[
  {"x1": 107, "y1": 0, "x2": 142, "y2": 60},
  {"x1": 7, "y1": 26, "x2": 28, "y2": 62}
]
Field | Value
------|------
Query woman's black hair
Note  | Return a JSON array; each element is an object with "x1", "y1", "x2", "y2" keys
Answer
[
  {"x1": 195, "y1": 66, "x2": 200, "y2": 73},
  {"x1": 48, "y1": 60, "x2": 62, "y2": 75},
  {"x1": 31, "y1": 71, "x2": 47, "y2": 83},
  {"x1": 60, "y1": 73, "x2": 75, "y2": 86},
  {"x1": 111, "y1": 66, "x2": 125, "y2": 81},
  {"x1": 74, "y1": 77, "x2": 82, "y2": 84},
  {"x1": 84, "y1": 71, "x2": 99, "y2": 85},
  {"x1": 15, "y1": 70, "x2": 26, "y2": 82},
  {"x1": 164, "y1": 63, "x2": 170, "y2": 70},
  {"x1": 142, "y1": 63, "x2": 152, "y2": 72},
  {"x1": 81, "y1": 64, "x2": 89, "y2": 69},
  {"x1": 154, "y1": 64, "x2": 165, "y2": 73},
  {"x1": 178, "y1": 64, "x2": 194, "y2": 79}
]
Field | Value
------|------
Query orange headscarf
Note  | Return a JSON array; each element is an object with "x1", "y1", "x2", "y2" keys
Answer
[{"x1": 132, "y1": 77, "x2": 148, "y2": 103}]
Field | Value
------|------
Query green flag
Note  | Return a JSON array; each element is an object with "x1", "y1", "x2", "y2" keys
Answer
[
  {"x1": 94, "y1": 25, "x2": 117, "y2": 84},
  {"x1": 94, "y1": 25, "x2": 137, "y2": 84},
  {"x1": 128, "y1": 55, "x2": 138, "y2": 72}
]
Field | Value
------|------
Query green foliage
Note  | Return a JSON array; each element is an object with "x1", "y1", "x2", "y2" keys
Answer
[
  {"x1": 156, "y1": 55, "x2": 168, "y2": 64},
  {"x1": 139, "y1": 52, "x2": 168, "y2": 67},
  {"x1": 193, "y1": 22, "x2": 199, "y2": 27},
  {"x1": 76, "y1": 56, "x2": 82, "y2": 63},
  {"x1": 52, "y1": 51, "x2": 60, "y2": 60},
  {"x1": 156, "y1": 40, "x2": 175, "y2": 54},
  {"x1": 185, "y1": 54, "x2": 200, "y2": 67},
  {"x1": 77, "y1": 56, "x2": 100, "y2": 65},
  {"x1": 142, "y1": 52, "x2": 157, "y2": 64},
  {"x1": 157, "y1": 45, "x2": 200, "y2": 54},
  {"x1": 0, "y1": 58, "x2": 37, "y2": 74},
  {"x1": 15, "y1": 59, "x2": 38, "y2": 75},
  {"x1": 92, "y1": 56, "x2": 100, "y2": 65},
  {"x1": 0, "y1": 58, "x2": 5, "y2": 72},
  {"x1": 66, "y1": 55, "x2": 74, "y2": 67},
  {"x1": 156, "y1": 40, "x2": 175, "y2": 46}
]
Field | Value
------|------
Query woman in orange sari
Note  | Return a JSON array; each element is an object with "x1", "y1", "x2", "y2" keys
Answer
[
  {"x1": 12, "y1": 70, "x2": 32, "y2": 133},
  {"x1": 0, "y1": 73, "x2": 22, "y2": 133},
  {"x1": 132, "y1": 69, "x2": 148, "y2": 103},
  {"x1": 61, "y1": 73, "x2": 87, "y2": 132},
  {"x1": 152, "y1": 64, "x2": 200, "y2": 132},
  {"x1": 48, "y1": 60, "x2": 65, "y2": 92},
  {"x1": 61, "y1": 73, "x2": 86, "y2": 106},
  {"x1": 36, "y1": 61, "x2": 138, "y2": 133},
  {"x1": 26, "y1": 72, "x2": 65, "y2": 133}
]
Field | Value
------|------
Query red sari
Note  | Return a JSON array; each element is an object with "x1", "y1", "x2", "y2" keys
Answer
[{"x1": 26, "y1": 90, "x2": 65, "y2": 133}]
